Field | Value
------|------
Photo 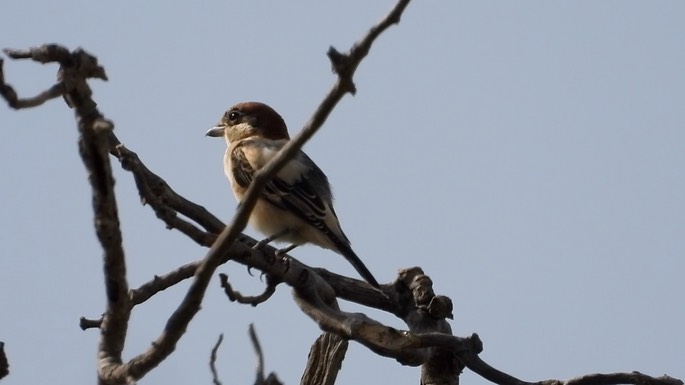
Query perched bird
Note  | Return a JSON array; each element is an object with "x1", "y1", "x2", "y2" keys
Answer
[{"x1": 206, "y1": 102, "x2": 380, "y2": 288}]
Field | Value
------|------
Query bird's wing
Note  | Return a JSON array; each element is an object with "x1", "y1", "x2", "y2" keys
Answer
[
  {"x1": 231, "y1": 142, "x2": 346, "y2": 241},
  {"x1": 231, "y1": 141, "x2": 379, "y2": 287}
]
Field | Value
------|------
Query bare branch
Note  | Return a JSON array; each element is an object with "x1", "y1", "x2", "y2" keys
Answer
[
  {"x1": 80, "y1": 317, "x2": 104, "y2": 331},
  {"x1": 292, "y1": 267, "x2": 474, "y2": 368},
  {"x1": 130, "y1": 261, "x2": 200, "y2": 305},
  {"x1": 81, "y1": 261, "x2": 199, "y2": 331},
  {"x1": 0, "y1": 341, "x2": 8, "y2": 380},
  {"x1": 459, "y1": 350, "x2": 529, "y2": 385},
  {"x1": 1, "y1": 45, "x2": 135, "y2": 384},
  {"x1": 557, "y1": 373, "x2": 683, "y2": 385},
  {"x1": 72, "y1": 94, "x2": 129, "y2": 384},
  {"x1": 219, "y1": 273, "x2": 279, "y2": 306},
  {"x1": 0, "y1": 59, "x2": 62, "y2": 108},
  {"x1": 4, "y1": 45, "x2": 71, "y2": 64},
  {"x1": 1, "y1": 47, "x2": 220, "y2": 246},
  {"x1": 248, "y1": 324, "x2": 283, "y2": 385},
  {"x1": 6, "y1": 45, "x2": 134, "y2": 384},
  {"x1": 209, "y1": 334, "x2": 224, "y2": 385},
  {"x1": 110, "y1": 139, "x2": 224, "y2": 241},
  {"x1": 327, "y1": 0, "x2": 411, "y2": 94},
  {"x1": 248, "y1": 324, "x2": 265, "y2": 385},
  {"x1": 120, "y1": 239, "x2": 274, "y2": 380},
  {"x1": 0, "y1": 44, "x2": 104, "y2": 110},
  {"x1": 462, "y1": 351, "x2": 684, "y2": 385},
  {"x1": 82, "y1": 256, "x2": 396, "y2": 334},
  {"x1": 314, "y1": 269, "x2": 401, "y2": 313}
]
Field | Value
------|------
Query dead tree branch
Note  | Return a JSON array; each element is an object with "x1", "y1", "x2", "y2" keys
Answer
[
  {"x1": 551, "y1": 373, "x2": 682, "y2": 385},
  {"x1": 81, "y1": 261, "x2": 200, "y2": 331},
  {"x1": 2, "y1": 46, "x2": 131, "y2": 384},
  {"x1": 327, "y1": 0, "x2": 410, "y2": 95},
  {"x1": 248, "y1": 324, "x2": 265, "y2": 385},
  {"x1": 300, "y1": 333, "x2": 348, "y2": 385},
  {"x1": 219, "y1": 274, "x2": 279, "y2": 306},
  {"x1": 0, "y1": 341, "x2": 8, "y2": 380},
  {"x1": 209, "y1": 334, "x2": 224, "y2": 385},
  {"x1": 248, "y1": 324, "x2": 285, "y2": 385},
  {"x1": 110, "y1": 139, "x2": 224, "y2": 243},
  {"x1": 130, "y1": 261, "x2": 201, "y2": 305}
]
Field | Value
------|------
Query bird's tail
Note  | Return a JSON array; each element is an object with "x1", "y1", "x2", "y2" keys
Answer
[{"x1": 336, "y1": 243, "x2": 380, "y2": 288}]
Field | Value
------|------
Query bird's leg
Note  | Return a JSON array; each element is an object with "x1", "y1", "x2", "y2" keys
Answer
[
  {"x1": 275, "y1": 244, "x2": 299, "y2": 273},
  {"x1": 253, "y1": 228, "x2": 291, "y2": 250},
  {"x1": 275, "y1": 244, "x2": 298, "y2": 257}
]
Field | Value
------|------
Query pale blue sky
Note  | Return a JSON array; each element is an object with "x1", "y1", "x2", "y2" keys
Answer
[{"x1": 1, "y1": 2, "x2": 683, "y2": 385}]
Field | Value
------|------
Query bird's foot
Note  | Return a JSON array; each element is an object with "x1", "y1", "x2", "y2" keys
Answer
[
  {"x1": 275, "y1": 244, "x2": 298, "y2": 273},
  {"x1": 279, "y1": 255, "x2": 291, "y2": 273}
]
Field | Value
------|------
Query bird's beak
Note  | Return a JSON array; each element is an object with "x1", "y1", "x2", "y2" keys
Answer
[{"x1": 205, "y1": 125, "x2": 225, "y2": 137}]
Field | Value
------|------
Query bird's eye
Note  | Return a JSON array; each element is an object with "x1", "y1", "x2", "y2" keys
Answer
[{"x1": 227, "y1": 111, "x2": 241, "y2": 121}]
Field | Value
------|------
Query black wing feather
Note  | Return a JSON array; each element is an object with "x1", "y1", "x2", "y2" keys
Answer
[
  {"x1": 231, "y1": 145, "x2": 334, "y2": 233},
  {"x1": 230, "y1": 144, "x2": 379, "y2": 287}
]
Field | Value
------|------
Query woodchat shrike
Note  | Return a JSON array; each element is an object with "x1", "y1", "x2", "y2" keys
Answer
[{"x1": 206, "y1": 102, "x2": 379, "y2": 288}]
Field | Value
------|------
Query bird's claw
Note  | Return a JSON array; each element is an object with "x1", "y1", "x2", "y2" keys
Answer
[{"x1": 276, "y1": 253, "x2": 291, "y2": 273}]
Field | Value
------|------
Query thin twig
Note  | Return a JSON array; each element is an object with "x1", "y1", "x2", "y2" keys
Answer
[
  {"x1": 111, "y1": 140, "x2": 224, "y2": 240},
  {"x1": 80, "y1": 317, "x2": 104, "y2": 331},
  {"x1": 247, "y1": 325, "x2": 284, "y2": 385},
  {"x1": 0, "y1": 341, "x2": 8, "y2": 380},
  {"x1": 219, "y1": 274, "x2": 279, "y2": 306},
  {"x1": 81, "y1": 261, "x2": 200, "y2": 331},
  {"x1": 130, "y1": 261, "x2": 201, "y2": 305},
  {"x1": 248, "y1": 324, "x2": 265, "y2": 385},
  {"x1": 327, "y1": 0, "x2": 411, "y2": 94},
  {"x1": 0, "y1": 59, "x2": 63, "y2": 108},
  {"x1": 209, "y1": 334, "x2": 224, "y2": 385}
]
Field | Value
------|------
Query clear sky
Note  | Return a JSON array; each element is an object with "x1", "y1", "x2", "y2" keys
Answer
[{"x1": 1, "y1": 1, "x2": 683, "y2": 385}]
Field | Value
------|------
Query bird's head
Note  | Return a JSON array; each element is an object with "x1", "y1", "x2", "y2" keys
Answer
[{"x1": 206, "y1": 101, "x2": 290, "y2": 142}]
